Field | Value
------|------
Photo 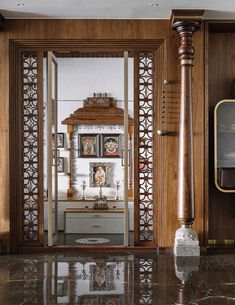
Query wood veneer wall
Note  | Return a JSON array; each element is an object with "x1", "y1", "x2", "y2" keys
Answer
[
  {"x1": 0, "y1": 19, "x2": 205, "y2": 251},
  {"x1": 206, "y1": 25, "x2": 235, "y2": 243},
  {"x1": 0, "y1": 30, "x2": 10, "y2": 252}
]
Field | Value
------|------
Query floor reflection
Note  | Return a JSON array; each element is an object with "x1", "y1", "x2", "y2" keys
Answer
[{"x1": 0, "y1": 252, "x2": 235, "y2": 304}]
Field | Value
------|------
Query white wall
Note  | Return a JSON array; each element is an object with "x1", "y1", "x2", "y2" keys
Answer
[
  {"x1": 58, "y1": 57, "x2": 134, "y2": 101},
  {"x1": 47, "y1": 57, "x2": 134, "y2": 199}
]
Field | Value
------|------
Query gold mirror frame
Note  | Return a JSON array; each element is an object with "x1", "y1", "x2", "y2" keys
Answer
[{"x1": 214, "y1": 99, "x2": 235, "y2": 192}]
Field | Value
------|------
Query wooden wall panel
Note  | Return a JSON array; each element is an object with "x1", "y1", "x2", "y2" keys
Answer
[
  {"x1": 157, "y1": 31, "x2": 180, "y2": 247},
  {"x1": 156, "y1": 25, "x2": 205, "y2": 247},
  {"x1": 0, "y1": 31, "x2": 10, "y2": 252},
  {"x1": 207, "y1": 32, "x2": 235, "y2": 241},
  {"x1": 5, "y1": 19, "x2": 170, "y2": 40},
  {"x1": 0, "y1": 19, "x2": 206, "y2": 250},
  {"x1": 191, "y1": 23, "x2": 205, "y2": 244}
]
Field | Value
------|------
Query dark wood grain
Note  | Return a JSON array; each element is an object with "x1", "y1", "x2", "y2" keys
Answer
[
  {"x1": 0, "y1": 31, "x2": 10, "y2": 253},
  {"x1": 0, "y1": 18, "x2": 207, "y2": 251},
  {"x1": 206, "y1": 26, "x2": 235, "y2": 242},
  {"x1": 172, "y1": 20, "x2": 200, "y2": 227}
]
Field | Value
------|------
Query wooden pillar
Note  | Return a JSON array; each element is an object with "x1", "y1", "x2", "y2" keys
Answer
[
  {"x1": 128, "y1": 125, "x2": 134, "y2": 199},
  {"x1": 172, "y1": 20, "x2": 200, "y2": 227},
  {"x1": 67, "y1": 262, "x2": 77, "y2": 304},
  {"x1": 67, "y1": 124, "x2": 73, "y2": 197}
]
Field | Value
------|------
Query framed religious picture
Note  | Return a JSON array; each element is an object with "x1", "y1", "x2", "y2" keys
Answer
[
  {"x1": 52, "y1": 132, "x2": 65, "y2": 148},
  {"x1": 57, "y1": 133, "x2": 65, "y2": 148},
  {"x1": 89, "y1": 162, "x2": 112, "y2": 187},
  {"x1": 89, "y1": 263, "x2": 115, "y2": 291},
  {"x1": 101, "y1": 134, "x2": 122, "y2": 158},
  {"x1": 78, "y1": 134, "x2": 99, "y2": 158},
  {"x1": 52, "y1": 149, "x2": 60, "y2": 158},
  {"x1": 57, "y1": 157, "x2": 65, "y2": 173}
]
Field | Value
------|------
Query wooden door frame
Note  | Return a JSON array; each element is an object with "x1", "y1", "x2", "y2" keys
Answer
[{"x1": 9, "y1": 39, "x2": 165, "y2": 252}]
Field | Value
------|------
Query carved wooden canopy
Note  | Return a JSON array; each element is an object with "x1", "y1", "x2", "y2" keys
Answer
[{"x1": 62, "y1": 94, "x2": 134, "y2": 130}]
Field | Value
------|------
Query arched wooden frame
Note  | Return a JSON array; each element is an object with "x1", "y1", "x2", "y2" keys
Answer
[{"x1": 9, "y1": 39, "x2": 164, "y2": 251}]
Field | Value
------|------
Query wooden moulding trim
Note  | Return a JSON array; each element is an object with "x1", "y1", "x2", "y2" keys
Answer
[
  {"x1": 154, "y1": 43, "x2": 165, "y2": 246},
  {"x1": 204, "y1": 21, "x2": 209, "y2": 246},
  {"x1": 18, "y1": 246, "x2": 161, "y2": 254},
  {"x1": 54, "y1": 51, "x2": 126, "y2": 58},
  {"x1": 10, "y1": 39, "x2": 164, "y2": 52},
  {"x1": 9, "y1": 35, "x2": 19, "y2": 253},
  {"x1": 170, "y1": 9, "x2": 205, "y2": 25},
  {"x1": 0, "y1": 13, "x2": 5, "y2": 28},
  {"x1": 134, "y1": 55, "x2": 140, "y2": 245},
  {"x1": 62, "y1": 118, "x2": 134, "y2": 126}
]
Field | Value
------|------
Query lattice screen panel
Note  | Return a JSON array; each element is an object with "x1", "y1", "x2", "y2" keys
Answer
[
  {"x1": 22, "y1": 52, "x2": 42, "y2": 242},
  {"x1": 135, "y1": 258, "x2": 156, "y2": 304},
  {"x1": 136, "y1": 52, "x2": 155, "y2": 243},
  {"x1": 23, "y1": 259, "x2": 43, "y2": 305}
]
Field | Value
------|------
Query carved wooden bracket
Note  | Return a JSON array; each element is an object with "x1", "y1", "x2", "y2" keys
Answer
[{"x1": 172, "y1": 21, "x2": 200, "y2": 66}]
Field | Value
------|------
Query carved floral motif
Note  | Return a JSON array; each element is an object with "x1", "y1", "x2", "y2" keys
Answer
[
  {"x1": 137, "y1": 52, "x2": 154, "y2": 242},
  {"x1": 22, "y1": 53, "x2": 40, "y2": 241}
]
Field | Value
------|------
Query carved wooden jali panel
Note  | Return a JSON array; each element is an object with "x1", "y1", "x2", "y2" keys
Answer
[
  {"x1": 10, "y1": 41, "x2": 161, "y2": 249},
  {"x1": 135, "y1": 52, "x2": 155, "y2": 245},
  {"x1": 134, "y1": 257, "x2": 156, "y2": 304},
  {"x1": 21, "y1": 52, "x2": 43, "y2": 244}
]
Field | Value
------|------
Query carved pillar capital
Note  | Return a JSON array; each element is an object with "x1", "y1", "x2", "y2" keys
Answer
[{"x1": 172, "y1": 21, "x2": 200, "y2": 65}]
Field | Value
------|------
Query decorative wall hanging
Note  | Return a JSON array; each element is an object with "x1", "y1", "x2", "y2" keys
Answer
[
  {"x1": 101, "y1": 134, "x2": 122, "y2": 157},
  {"x1": 89, "y1": 162, "x2": 112, "y2": 187},
  {"x1": 78, "y1": 134, "x2": 100, "y2": 157}
]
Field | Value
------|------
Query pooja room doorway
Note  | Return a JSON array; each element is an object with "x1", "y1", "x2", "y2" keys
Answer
[
  {"x1": 10, "y1": 40, "x2": 163, "y2": 250},
  {"x1": 44, "y1": 52, "x2": 134, "y2": 247}
]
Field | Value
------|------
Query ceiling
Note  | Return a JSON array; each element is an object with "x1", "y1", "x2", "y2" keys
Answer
[{"x1": 0, "y1": 0, "x2": 235, "y2": 19}]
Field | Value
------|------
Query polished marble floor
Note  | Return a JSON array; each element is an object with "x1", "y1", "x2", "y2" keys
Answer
[
  {"x1": 0, "y1": 252, "x2": 235, "y2": 305},
  {"x1": 44, "y1": 232, "x2": 134, "y2": 246}
]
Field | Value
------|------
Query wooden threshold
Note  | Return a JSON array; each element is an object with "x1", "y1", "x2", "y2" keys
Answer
[{"x1": 18, "y1": 245, "x2": 165, "y2": 254}]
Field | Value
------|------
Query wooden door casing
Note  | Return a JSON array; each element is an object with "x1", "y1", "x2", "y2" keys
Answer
[{"x1": 10, "y1": 39, "x2": 164, "y2": 250}]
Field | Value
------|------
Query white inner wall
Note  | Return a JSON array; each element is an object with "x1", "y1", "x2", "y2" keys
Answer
[
  {"x1": 58, "y1": 58, "x2": 134, "y2": 101},
  {"x1": 45, "y1": 57, "x2": 134, "y2": 199}
]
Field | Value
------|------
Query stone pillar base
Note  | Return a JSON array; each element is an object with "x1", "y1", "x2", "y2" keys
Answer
[
  {"x1": 174, "y1": 227, "x2": 200, "y2": 256},
  {"x1": 174, "y1": 256, "x2": 200, "y2": 282}
]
